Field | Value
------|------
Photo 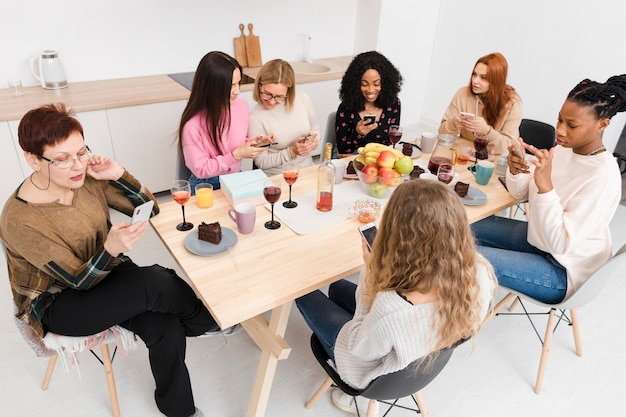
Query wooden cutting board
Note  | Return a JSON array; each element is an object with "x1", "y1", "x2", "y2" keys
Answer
[
  {"x1": 233, "y1": 23, "x2": 248, "y2": 67},
  {"x1": 245, "y1": 23, "x2": 262, "y2": 67}
]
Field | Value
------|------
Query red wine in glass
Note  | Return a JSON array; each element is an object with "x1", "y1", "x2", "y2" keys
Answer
[
  {"x1": 427, "y1": 156, "x2": 453, "y2": 174},
  {"x1": 263, "y1": 185, "x2": 282, "y2": 229},
  {"x1": 474, "y1": 136, "x2": 489, "y2": 163},
  {"x1": 389, "y1": 125, "x2": 403, "y2": 148},
  {"x1": 282, "y1": 162, "x2": 299, "y2": 208},
  {"x1": 437, "y1": 163, "x2": 454, "y2": 184}
]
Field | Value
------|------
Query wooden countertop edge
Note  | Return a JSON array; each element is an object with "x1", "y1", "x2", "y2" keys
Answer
[{"x1": 0, "y1": 56, "x2": 353, "y2": 122}]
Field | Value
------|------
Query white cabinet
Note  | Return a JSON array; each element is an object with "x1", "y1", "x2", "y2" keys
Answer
[
  {"x1": 0, "y1": 122, "x2": 27, "y2": 204},
  {"x1": 106, "y1": 100, "x2": 187, "y2": 192}
]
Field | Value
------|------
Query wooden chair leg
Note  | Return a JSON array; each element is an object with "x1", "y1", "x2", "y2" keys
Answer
[
  {"x1": 482, "y1": 292, "x2": 516, "y2": 327},
  {"x1": 366, "y1": 399, "x2": 378, "y2": 417},
  {"x1": 507, "y1": 297, "x2": 521, "y2": 312},
  {"x1": 305, "y1": 376, "x2": 333, "y2": 409},
  {"x1": 41, "y1": 354, "x2": 58, "y2": 390},
  {"x1": 570, "y1": 308, "x2": 583, "y2": 356},
  {"x1": 534, "y1": 308, "x2": 557, "y2": 394},
  {"x1": 100, "y1": 344, "x2": 121, "y2": 417},
  {"x1": 414, "y1": 391, "x2": 429, "y2": 417}
]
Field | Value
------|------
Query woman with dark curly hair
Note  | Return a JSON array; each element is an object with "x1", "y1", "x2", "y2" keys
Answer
[{"x1": 335, "y1": 51, "x2": 403, "y2": 157}]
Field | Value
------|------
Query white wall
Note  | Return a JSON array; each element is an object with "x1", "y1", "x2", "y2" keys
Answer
[
  {"x1": 0, "y1": 0, "x2": 357, "y2": 86},
  {"x1": 2, "y1": 0, "x2": 625, "y2": 149}
]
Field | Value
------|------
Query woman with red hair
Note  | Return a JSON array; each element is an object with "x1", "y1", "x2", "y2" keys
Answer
[{"x1": 439, "y1": 52, "x2": 522, "y2": 156}]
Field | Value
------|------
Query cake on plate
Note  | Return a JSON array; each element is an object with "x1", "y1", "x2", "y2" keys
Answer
[
  {"x1": 198, "y1": 221, "x2": 222, "y2": 245},
  {"x1": 454, "y1": 181, "x2": 470, "y2": 198}
]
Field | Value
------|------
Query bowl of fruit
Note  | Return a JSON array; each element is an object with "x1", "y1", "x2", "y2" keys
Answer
[{"x1": 354, "y1": 143, "x2": 414, "y2": 198}]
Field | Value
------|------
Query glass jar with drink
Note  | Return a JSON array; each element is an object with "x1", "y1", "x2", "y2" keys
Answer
[{"x1": 427, "y1": 134, "x2": 457, "y2": 174}]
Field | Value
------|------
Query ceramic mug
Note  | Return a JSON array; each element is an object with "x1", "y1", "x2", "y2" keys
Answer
[
  {"x1": 420, "y1": 132, "x2": 437, "y2": 153},
  {"x1": 228, "y1": 202, "x2": 256, "y2": 234},
  {"x1": 470, "y1": 160, "x2": 495, "y2": 185},
  {"x1": 331, "y1": 159, "x2": 346, "y2": 184},
  {"x1": 348, "y1": 198, "x2": 381, "y2": 223}
]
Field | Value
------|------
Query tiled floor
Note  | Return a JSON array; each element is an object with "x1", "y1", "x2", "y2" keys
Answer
[{"x1": 2, "y1": 196, "x2": 625, "y2": 417}]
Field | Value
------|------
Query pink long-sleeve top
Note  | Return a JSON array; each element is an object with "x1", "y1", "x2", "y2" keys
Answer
[{"x1": 181, "y1": 98, "x2": 249, "y2": 179}]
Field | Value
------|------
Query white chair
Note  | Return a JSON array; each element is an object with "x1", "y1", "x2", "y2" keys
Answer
[
  {"x1": 486, "y1": 244, "x2": 626, "y2": 393},
  {"x1": 1, "y1": 240, "x2": 136, "y2": 417}
]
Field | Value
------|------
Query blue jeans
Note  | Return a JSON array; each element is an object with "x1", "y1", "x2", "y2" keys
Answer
[
  {"x1": 295, "y1": 279, "x2": 357, "y2": 361},
  {"x1": 189, "y1": 174, "x2": 220, "y2": 195},
  {"x1": 472, "y1": 216, "x2": 567, "y2": 304}
]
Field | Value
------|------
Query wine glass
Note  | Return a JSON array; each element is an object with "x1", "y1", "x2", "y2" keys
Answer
[
  {"x1": 474, "y1": 135, "x2": 489, "y2": 164},
  {"x1": 389, "y1": 125, "x2": 403, "y2": 148},
  {"x1": 282, "y1": 161, "x2": 299, "y2": 208},
  {"x1": 437, "y1": 163, "x2": 455, "y2": 184},
  {"x1": 171, "y1": 180, "x2": 193, "y2": 231},
  {"x1": 263, "y1": 180, "x2": 282, "y2": 230}
]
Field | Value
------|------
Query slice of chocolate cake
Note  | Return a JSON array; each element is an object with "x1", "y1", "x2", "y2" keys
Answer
[
  {"x1": 454, "y1": 181, "x2": 470, "y2": 198},
  {"x1": 402, "y1": 143, "x2": 413, "y2": 156},
  {"x1": 198, "y1": 221, "x2": 222, "y2": 245},
  {"x1": 409, "y1": 165, "x2": 425, "y2": 180},
  {"x1": 346, "y1": 160, "x2": 356, "y2": 175}
]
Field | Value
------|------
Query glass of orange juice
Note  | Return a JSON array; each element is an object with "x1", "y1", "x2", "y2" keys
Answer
[{"x1": 194, "y1": 183, "x2": 214, "y2": 208}]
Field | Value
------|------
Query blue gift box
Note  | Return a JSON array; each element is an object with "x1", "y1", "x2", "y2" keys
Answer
[{"x1": 219, "y1": 169, "x2": 269, "y2": 207}]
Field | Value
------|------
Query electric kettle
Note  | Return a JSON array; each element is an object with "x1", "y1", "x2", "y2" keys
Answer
[{"x1": 30, "y1": 50, "x2": 68, "y2": 89}]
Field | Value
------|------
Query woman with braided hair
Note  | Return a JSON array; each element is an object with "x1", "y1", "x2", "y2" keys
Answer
[{"x1": 472, "y1": 74, "x2": 626, "y2": 304}]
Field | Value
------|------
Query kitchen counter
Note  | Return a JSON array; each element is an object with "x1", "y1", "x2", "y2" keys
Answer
[{"x1": 0, "y1": 56, "x2": 353, "y2": 122}]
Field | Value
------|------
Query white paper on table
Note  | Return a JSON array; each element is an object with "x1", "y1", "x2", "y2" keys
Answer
[{"x1": 266, "y1": 180, "x2": 389, "y2": 235}]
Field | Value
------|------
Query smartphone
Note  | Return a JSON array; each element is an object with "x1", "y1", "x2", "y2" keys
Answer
[
  {"x1": 460, "y1": 112, "x2": 475, "y2": 119},
  {"x1": 301, "y1": 133, "x2": 316, "y2": 143},
  {"x1": 363, "y1": 115, "x2": 376, "y2": 125},
  {"x1": 498, "y1": 176, "x2": 508, "y2": 191},
  {"x1": 131, "y1": 200, "x2": 155, "y2": 225},
  {"x1": 358, "y1": 222, "x2": 378, "y2": 251}
]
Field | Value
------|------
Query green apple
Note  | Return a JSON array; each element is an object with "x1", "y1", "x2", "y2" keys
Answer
[
  {"x1": 369, "y1": 182, "x2": 388, "y2": 198},
  {"x1": 394, "y1": 156, "x2": 414, "y2": 175}
]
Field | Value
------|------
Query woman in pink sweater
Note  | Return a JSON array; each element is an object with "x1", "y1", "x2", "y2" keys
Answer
[{"x1": 179, "y1": 51, "x2": 272, "y2": 192}]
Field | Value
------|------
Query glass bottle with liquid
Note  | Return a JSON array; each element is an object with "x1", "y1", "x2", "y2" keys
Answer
[
  {"x1": 427, "y1": 134, "x2": 457, "y2": 174},
  {"x1": 316, "y1": 143, "x2": 335, "y2": 211}
]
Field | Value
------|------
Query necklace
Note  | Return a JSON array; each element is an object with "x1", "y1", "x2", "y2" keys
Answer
[
  {"x1": 29, "y1": 172, "x2": 50, "y2": 190},
  {"x1": 586, "y1": 146, "x2": 606, "y2": 156}
]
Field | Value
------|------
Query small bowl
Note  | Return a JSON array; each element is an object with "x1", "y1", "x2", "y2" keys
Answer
[{"x1": 356, "y1": 169, "x2": 408, "y2": 199}]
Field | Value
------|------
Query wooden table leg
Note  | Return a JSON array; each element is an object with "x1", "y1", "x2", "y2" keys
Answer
[{"x1": 243, "y1": 301, "x2": 293, "y2": 417}]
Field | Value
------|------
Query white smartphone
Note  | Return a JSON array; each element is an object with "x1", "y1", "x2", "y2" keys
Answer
[
  {"x1": 131, "y1": 200, "x2": 155, "y2": 225},
  {"x1": 363, "y1": 115, "x2": 376, "y2": 125},
  {"x1": 358, "y1": 222, "x2": 378, "y2": 251},
  {"x1": 460, "y1": 112, "x2": 475, "y2": 119}
]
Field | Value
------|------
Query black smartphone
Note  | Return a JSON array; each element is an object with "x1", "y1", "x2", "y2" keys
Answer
[
  {"x1": 358, "y1": 222, "x2": 378, "y2": 250},
  {"x1": 363, "y1": 115, "x2": 376, "y2": 125},
  {"x1": 498, "y1": 176, "x2": 508, "y2": 191}
]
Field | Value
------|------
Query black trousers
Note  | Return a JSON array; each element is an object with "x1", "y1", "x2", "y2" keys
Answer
[{"x1": 42, "y1": 261, "x2": 219, "y2": 417}]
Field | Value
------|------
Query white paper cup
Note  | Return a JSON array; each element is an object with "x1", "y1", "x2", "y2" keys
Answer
[
  {"x1": 331, "y1": 159, "x2": 346, "y2": 184},
  {"x1": 420, "y1": 132, "x2": 436, "y2": 153}
]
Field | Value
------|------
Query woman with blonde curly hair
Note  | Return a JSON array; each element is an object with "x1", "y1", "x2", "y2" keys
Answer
[{"x1": 295, "y1": 180, "x2": 495, "y2": 412}]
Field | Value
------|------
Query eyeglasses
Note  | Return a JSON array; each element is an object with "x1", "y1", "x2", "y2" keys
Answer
[
  {"x1": 39, "y1": 145, "x2": 91, "y2": 169},
  {"x1": 260, "y1": 91, "x2": 287, "y2": 103}
]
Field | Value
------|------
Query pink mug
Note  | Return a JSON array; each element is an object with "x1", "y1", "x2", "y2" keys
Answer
[{"x1": 228, "y1": 202, "x2": 256, "y2": 234}]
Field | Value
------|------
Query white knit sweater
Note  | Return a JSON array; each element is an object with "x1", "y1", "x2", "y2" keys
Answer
[{"x1": 334, "y1": 263, "x2": 493, "y2": 389}]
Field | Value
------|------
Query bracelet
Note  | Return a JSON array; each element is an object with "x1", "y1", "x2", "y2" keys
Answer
[
  {"x1": 288, "y1": 146, "x2": 296, "y2": 159},
  {"x1": 484, "y1": 126, "x2": 492, "y2": 136}
]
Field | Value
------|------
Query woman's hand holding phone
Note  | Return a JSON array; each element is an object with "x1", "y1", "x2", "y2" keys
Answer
[{"x1": 507, "y1": 138, "x2": 529, "y2": 174}]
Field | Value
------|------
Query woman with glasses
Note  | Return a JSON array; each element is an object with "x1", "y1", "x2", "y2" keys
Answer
[
  {"x1": 248, "y1": 59, "x2": 320, "y2": 175},
  {"x1": 335, "y1": 51, "x2": 403, "y2": 157},
  {"x1": 179, "y1": 51, "x2": 273, "y2": 192},
  {"x1": 0, "y1": 104, "x2": 223, "y2": 417}
]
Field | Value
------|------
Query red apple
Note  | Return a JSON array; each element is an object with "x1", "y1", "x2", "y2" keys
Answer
[
  {"x1": 390, "y1": 169, "x2": 403, "y2": 186},
  {"x1": 361, "y1": 165, "x2": 379, "y2": 184},
  {"x1": 376, "y1": 150, "x2": 397, "y2": 169},
  {"x1": 378, "y1": 167, "x2": 395, "y2": 185}
]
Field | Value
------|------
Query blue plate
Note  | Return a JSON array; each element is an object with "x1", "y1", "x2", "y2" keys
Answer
[
  {"x1": 454, "y1": 185, "x2": 487, "y2": 206},
  {"x1": 184, "y1": 227, "x2": 238, "y2": 256}
]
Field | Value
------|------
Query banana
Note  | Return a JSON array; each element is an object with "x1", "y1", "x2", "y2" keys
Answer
[
  {"x1": 364, "y1": 142, "x2": 390, "y2": 153},
  {"x1": 357, "y1": 147, "x2": 366, "y2": 154},
  {"x1": 388, "y1": 148, "x2": 405, "y2": 159},
  {"x1": 365, "y1": 151, "x2": 380, "y2": 159},
  {"x1": 365, "y1": 156, "x2": 378, "y2": 166}
]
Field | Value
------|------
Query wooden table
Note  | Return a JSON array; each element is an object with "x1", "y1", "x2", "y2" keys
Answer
[{"x1": 149, "y1": 152, "x2": 516, "y2": 417}]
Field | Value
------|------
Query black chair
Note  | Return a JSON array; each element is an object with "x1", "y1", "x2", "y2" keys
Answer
[
  {"x1": 510, "y1": 119, "x2": 556, "y2": 218},
  {"x1": 305, "y1": 334, "x2": 461, "y2": 416}
]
